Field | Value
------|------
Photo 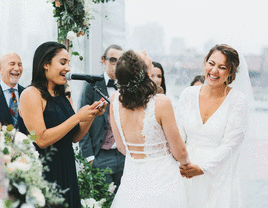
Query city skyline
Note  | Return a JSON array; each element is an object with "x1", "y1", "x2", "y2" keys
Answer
[{"x1": 125, "y1": 0, "x2": 268, "y2": 56}]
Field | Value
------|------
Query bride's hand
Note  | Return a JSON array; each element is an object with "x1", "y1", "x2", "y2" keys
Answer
[{"x1": 180, "y1": 164, "x2": 204, "y2": 179}]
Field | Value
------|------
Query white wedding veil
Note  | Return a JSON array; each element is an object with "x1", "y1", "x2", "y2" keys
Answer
[
  {"x1": 230, "y1": 54, "x2": 256, "y2": 178},
  {"x1": 230, "y1": 54, "x2": 257, "y2": 204}
]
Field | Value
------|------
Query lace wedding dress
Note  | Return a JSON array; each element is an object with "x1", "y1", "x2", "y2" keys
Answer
[
  {"x1": 176, "y1": 85, "x2": 247, "y2": 208},
  {"x1": 111, "y1": 92, "x2": 187, "y2": 208}
]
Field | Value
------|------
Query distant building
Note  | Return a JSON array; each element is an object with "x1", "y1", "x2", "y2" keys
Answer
[
  {"x1": 245, "y1": 55, "x2": 261, "y2": 72},
  {"x1": 261, "y1": 47, "x2": 268, "y2": 72}
]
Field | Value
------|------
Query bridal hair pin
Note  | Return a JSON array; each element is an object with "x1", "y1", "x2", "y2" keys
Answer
[{"x1": 116, "y1": 70, "x2": 145, "y2": 93}]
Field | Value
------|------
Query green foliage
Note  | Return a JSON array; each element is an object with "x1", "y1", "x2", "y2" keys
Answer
[
  {"x1": 75, "y1": 147, "x2": 115, "y2": 208},
  {"x1": 48, "y1": 0, "x2": 115, "y2": 60},
  {"x1": 50, "y1": 0, "x2": 115, "y2": 42},
  {"x1": 29, "y1": 130, "x2": 38, "y2": 141},
  {"x1": 72, "y1": 51, "x2": 80, "y2": 56},
  {"x1": 3, "y1": 147, "x2": 9, "y2": 155}
]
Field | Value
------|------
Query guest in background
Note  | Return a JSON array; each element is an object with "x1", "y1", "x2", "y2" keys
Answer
[
  {"x1": 190, "y1": 75, "x2": 205, "y2": 86},
  {"x1": 150, "y1": 62, "x2": 166, "y2": 94},
  {"x1": 79, "y1": 44, "x2": 124, "y2": 193},
  {"x1": 0, "y1": 52, "x2": 27, "y2": 134},
  {"x1": 19, "y1": 41, "x2": 106, "y2": 208}
]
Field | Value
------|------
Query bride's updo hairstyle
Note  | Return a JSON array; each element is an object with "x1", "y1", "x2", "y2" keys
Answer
[
  {"x1": 115, "y1": 50, "x2": 157, "y2": 110},
  {"x1": 204, "y1": 44, "x2": 240, "y2": 85}
]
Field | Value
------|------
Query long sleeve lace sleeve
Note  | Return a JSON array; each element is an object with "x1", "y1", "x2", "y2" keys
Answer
[{"x1": 199, "y1": 93, "x2": 248, "y2": 176}]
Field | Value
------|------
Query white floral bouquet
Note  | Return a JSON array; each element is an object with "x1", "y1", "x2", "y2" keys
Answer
[{"x1": 0, "y1": 125, "x2": 66, "y2": 208}]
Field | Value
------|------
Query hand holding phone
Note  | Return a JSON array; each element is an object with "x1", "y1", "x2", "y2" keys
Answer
[{"x1": 94, "y1": 97, "x2": 108, "y2": 109}]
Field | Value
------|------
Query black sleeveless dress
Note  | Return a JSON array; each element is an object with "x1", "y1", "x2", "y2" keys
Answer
[{"x1": 34, "y1": 95, "x2": 81, "y2": 208}]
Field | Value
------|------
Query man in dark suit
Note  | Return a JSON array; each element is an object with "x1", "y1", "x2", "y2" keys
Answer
[
  {"x1": 79, "y1": 45, "x2": 124, "y2": 192},
  {"x1": 0, "y1": 52, "x2": 27, "y2": 134}
]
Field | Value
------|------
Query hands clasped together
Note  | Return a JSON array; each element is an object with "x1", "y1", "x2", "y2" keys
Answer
[{"x1": 179, "y1": 163, "x2": 204, "y2": 179}]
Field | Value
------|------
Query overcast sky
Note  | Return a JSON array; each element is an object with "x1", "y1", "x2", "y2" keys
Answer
[{"x1": 125, "y1": 0, "x2": 268, "y2": 55}]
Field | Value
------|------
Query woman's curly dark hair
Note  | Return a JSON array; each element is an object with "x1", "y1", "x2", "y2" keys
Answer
[{"x1": 116, "y1": 50, "x2": 157, "y2": 110}]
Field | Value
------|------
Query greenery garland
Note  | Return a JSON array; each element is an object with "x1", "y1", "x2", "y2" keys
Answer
[{"x1": 47, "y1": 0, "x2": 115, "y2": 59}]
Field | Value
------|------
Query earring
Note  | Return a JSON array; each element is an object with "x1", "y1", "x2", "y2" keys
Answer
[{"x1": 228, "y1": 76, "x2": 232, "y2": 83}]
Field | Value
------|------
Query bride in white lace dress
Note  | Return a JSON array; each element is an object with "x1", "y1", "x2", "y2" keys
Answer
[
  {"x1": 177, "y1": 44, "x2": 248, "y2": 207},
  {"x1": 110, "y1": 50, "x2": 190, "y2": 208}
]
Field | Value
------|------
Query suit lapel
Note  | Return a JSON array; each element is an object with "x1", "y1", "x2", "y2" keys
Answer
[
  {"x1": 18, "y1": 84, "x2": 25, "y2": 96},
  {"x1": 0, "y1": 86, "x2": 13, "y2": 125}
]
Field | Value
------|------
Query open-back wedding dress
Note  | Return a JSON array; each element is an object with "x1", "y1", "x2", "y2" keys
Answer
[{"x1": 111, "y1": 92, "x2": 187, "y2": 208}]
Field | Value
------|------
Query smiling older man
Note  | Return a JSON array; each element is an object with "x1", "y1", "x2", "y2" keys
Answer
[{"x1": 0, "y1": 52, "x2": 27, "y2": 134}]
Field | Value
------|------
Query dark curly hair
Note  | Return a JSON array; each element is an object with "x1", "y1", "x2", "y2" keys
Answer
[
  {"x1": 116, "y1": 50, "x2": 157, "y2": 110},
  {"x1": 204, "y1": 44, "x2": 240, "y2": 85},
  {"x1": 31, "y1": 41, "x2": 67, "y2": 100}
]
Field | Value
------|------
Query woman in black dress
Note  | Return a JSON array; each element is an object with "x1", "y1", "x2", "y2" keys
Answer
[{"x1": 19, "y1": 41, "x2": 106, "y2": 207}]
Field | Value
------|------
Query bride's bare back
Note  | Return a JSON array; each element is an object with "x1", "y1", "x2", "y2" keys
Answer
[
  {"x1": 119, "y1": 105, "x2": 146, "y2": 159},
  {"x1": 110, "y1": 92, "x2": 189, "y2": 164}
]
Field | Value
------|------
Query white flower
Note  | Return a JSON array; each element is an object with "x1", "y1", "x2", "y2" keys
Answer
[
  {"x1": 13, "y1": 181, "x2": 27, "y2": 195},
  {"x1": 67, "y1": 31, "x2": 76, "y2": 41},
  {"x1": 7, "y1": 155, "x2": 32, "y2": 172},
  {"x1": 0, "y1": 199, "x2": 4, "y2": 208},
  {"x1": 94, "y1": 203, "x2": 102, "y2": 208},
  {"x1": 46, "y1": 0, "x2": 55, "y2": 3},
  {"x1": 10, "y1": 128, "x2": 16, "y2": 135},
  {"x1": 7, "y1": 161, "x2": 31, "y2": 172},
  {"x1": 21, "y1": 203, "x2": 35, "y2": 208},
  {"x1": 0, "y1": 132, "x2": 4, "y2": 142},
  {"x1": 81, "y1": 199, "x2": 87, "y2": 207},
  {"x1": 81, "y1": 198, "x2": 106, "y2": 208},
  {"x1": 2, "y1": 155, "x2": 11, "y2": 163},
  {"x1": 14, "y1": 132, "x2": 28, "y2": 148},
  {"x1": 108, "y1": 182, "x2": 116, "y2": 194},
  {"x1": 33, "y1": 151, "x2": 39, "y2": 160},
  {"x1": 84, "y1": 0, "x2": 92, "y2": 15},
  {"x1": 99, "y1": 198, "x2": 106, "y2": 205},
  {"x1": 12, "y1": 200, "x2": 20, "y2": 207},
  {"x1": 81, "y1": 198, "x2": 97, "y2": 208},
  {"x1": 26, "y1": 186, "x2": 46, "y2": 207},
  {"x1": 1, "y1": 126, "x2": 7, "y2": 132}
]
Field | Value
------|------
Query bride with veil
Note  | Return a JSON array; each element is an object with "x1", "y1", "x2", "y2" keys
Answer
[{"x1": 177, "y1": 44, "x2": 256, "y2": 207}]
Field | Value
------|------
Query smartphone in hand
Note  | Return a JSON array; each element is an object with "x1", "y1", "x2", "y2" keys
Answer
[{"x1": 94, "y1": 97, "x2": 108, "y2": 109}]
